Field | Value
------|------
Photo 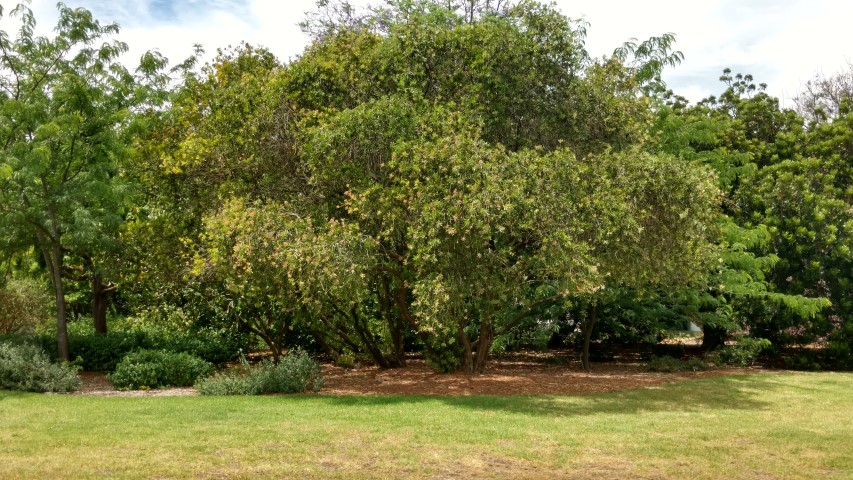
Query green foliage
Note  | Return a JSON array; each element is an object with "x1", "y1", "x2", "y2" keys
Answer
[
  {"x1": 1, "y1": 319, "x2": 246, "y2": 372},
  {"x1": 157, "y1": 0, "x2": 721, "y2": 374},
  {"x1": 714, "y1": 337, "x2": 771, "y2": 367},
  {"x1": 0, "y1": 2, "x2": 169, "y2": 359},
  {"x1": 64, "y1": 326, "x2": 241, "y2": 371},
  {"x1": 648, "y1": 70, "x2": 838, "y2": 353},
  {"x1": 108, "y1": 320, "x2": 246, "y2": 366},
  {"x1": 0, "y1": 278, "x2": 51, "y2": 334},
  {"x1": 0, "y1": 342, "x2": 80, "y2": 392},
  {"x1": 195, "y1": 351, "x2": 323, "y2": 395},
  {"x1": 490, "y1": 318, "x2": 558, "y2": 353},
  {"x1": 108, "y1": 349, "x2": 212, "y2": 390},
  {"x1": 333, "y1": 351, "x2": 374, "y2": 369},
  {"x1": 68, "y1": 331, "x2": 148, "y2": 372},
  {"x1": 562, "y1": 289, "x2": 684, "y2": 348},
  {"x1": 646, "y1": 355, "x2": 707, "y2": 372},
  {"x1": 423, "y1": 347, "x2": 462, "y2": 374},
  {"x1": 10, "y1": 0, "x2": 852, "y2": 372},
  {"x1": 193, "y1": 370, "x2": 252, "y2": 395}
]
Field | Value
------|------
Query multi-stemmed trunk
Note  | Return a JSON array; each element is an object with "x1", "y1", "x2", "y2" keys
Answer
[{"x1": 459, "y1": 321, "x2": 494, "y2": 374}]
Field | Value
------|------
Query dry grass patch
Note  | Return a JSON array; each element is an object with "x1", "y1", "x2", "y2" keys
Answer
[{"x1": 1, "y1": 372, "x2": 851, "y2": 479}]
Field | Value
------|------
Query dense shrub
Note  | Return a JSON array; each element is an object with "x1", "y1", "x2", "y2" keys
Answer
[
  {"x1": 715, "y1": 337, "x2": 771, "y2": 367},
  {"x1": 148, "y1": 330, "x2": 243, "y2": 365},
  {"x1": 825, "y1": 341, "x2": 853, "y2": 370},
  {"x1": 108, "y1": 349, "x2": 213, "y2": 390},
  {"x1": 0, "y1": 279, "x2": 51, "y2": 334},
  {"x1": 30, "y1": 318, "x2": 245, "y2": 371},
  {"x1": 0, "y1": 332, "x2": 53, "y2": 351},
  {"x1": 69, "y1": 331, "x2": 148, "y2": 371},
  {"x1": 0, "y1": 343, "x2": 80, "y2": 392},
  {"x1": 774, "y1": 344, "x2": 853, "y2": 371},
  {"x1": 0, "y1": 327, "x2": 243, "y2": 372},
  {"x1": 334, "y1": 351, "x2": 376, "y2": 369},
  {"x1": 196, "y1": 351, "x2": 323, "y2": 395},
  {"x1": 646, "y1": 355, "x2": 707, "y2": 372}
]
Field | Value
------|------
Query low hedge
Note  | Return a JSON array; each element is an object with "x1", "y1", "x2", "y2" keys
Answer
[
  {"x1": 196, "y1": 351, "x2": 323, "y2": 395},
  {"x1": 108, "y1": 349, "x2": 213, "y2": 390},
  {"x1": 0, "y1": 342, "x2": 80, "y2": 393},
  {"x1": 1, "y1": 328, "x2": 244, "y2": 371}
]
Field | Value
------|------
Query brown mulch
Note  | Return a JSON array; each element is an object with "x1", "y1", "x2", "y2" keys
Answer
[
  {"x1": 76, "y1": 371, "x2": 198, "y2": 397},
  {"x1": 76, "y1": 352, "x2": 760, "y2": 397}
]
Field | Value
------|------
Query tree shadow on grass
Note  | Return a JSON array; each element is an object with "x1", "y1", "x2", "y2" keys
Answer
[
  {"x1": 0, "y1": 390, "x2": 33, "y2": 401},
  {"x1": 302, "y1": 374, "x2": 794, "y2": 418}
]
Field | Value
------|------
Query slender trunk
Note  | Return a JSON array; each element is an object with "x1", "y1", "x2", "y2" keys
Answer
[
  {"x1": 307, "y1": 323, "x2": 337, "y2": 358},
  {"x1": 458, "y1": 322, "x2": 474, "y2": 374},
  {"x1": 269, "y1": 341, "x2": 282, "y2": 364},
  {"x1": 318, "y1": 315, "x2": 363, "y2": 355},
  {"x1": 395, "y1": 283, "x2": 444, "y2": 362},
  {"x1": 388, "y1": 317, "x2": 406, "y2": 368},
  {"x1": 350, "y1": 306, "x2": 391, "y2": 369},
  {"x1": 92, "y1": 273, "x2": 108, "y2": 334},
  {"x1": 35, "y1": 225, "x2": 69, "y2": 361},
  {"x1": 258, "y1": 327, "x2": 282, "y2": 364},
  {"x1": 581, "y1": 303, "x2": 597, "y2": 371},
  {"x1": 473, "y1": 321, "x2": 494, "y2": 374},
  {"x1": 47, "y1": 245, "x2": 69, "y2": 361},
  {"x1": 381, "y1": 277, "x2": 406, "y2": 367}
]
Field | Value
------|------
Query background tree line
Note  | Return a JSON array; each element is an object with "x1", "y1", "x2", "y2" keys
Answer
[{"x1": 1, "y1": 0, "x2": 850, "y2": 372}]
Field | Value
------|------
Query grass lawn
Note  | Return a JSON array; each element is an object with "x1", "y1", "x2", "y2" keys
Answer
[{"x1": 1, "y1": 372, "x2": 851, "y2": 479}]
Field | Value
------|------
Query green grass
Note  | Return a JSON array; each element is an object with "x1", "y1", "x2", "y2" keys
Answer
[{"x1": 1, "y1": 373, "x2": 852, "y2": 479}]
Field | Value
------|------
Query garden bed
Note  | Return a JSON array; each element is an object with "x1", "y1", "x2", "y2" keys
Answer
[{"x1": 76, "y1": 351, "x2": 757, "y2": 397}]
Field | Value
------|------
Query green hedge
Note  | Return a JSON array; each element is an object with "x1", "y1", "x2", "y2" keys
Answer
[
  {"x1": 0, "y1": 328, "x2": 244, "y2": 371},
  {"x1": 108, "y1": 349, "x2": 213, "y2": 390}
]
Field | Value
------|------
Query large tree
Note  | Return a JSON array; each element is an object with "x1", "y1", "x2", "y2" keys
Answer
[
  {"x1": 0, "y1": 3, "x2": 164, "y2": 357},
  {"x1": 145, "y1": 0, "x2": 722, "y2": 373},
  {"x1": 646, "y1": 71, "x2": 837, "y2": 352}
]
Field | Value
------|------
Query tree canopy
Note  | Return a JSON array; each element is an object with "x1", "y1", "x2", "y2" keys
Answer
[{"x1": 0, "y1": 3, "x2": 168, "y2": 358}]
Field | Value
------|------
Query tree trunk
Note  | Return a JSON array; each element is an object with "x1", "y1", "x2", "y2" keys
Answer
[
  {"x1": 581, "y1": 303, "x2": 597, "y2": 371},
  {"x1": 388, "y1": 317, "x2": 406, "y2": 368},
  {"x1": 257, "y1": 328, "x2": 282, "y2": 364},
  {"x1": 35, "y1": 224, "x2": 69, "y2": 361},
  {"x1": 45, "y1": 244, "x2": 69, "y2": 361},
  {"x1": 702, "y1": 324, "x2": 728, "y2": 351},
  {"x1": 307, "y1": 323, "x2": 337, "y2": 358},
  {"x1": 92, "y1": 273, "x2": 109, "y2": 334},
  {"x1": 473, "y1": 321, "x2": 494, "y2": 374},
  {"x1": 458, "y1": 323, "x2": 475, "y2": 374},
  {"x1": 395, "y1": 283, "x2": 446, "y2": 363},
  {"x1": 350, "y1": 306, "x2": 392, "y2": 369},
  {"x1": 380, "y1": 277, "x2": 406, "y2": 367}
]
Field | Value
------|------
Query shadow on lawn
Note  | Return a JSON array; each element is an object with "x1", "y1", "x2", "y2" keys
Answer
[
  {"x1": 308, "y1": 374, "x2": 791, "y2": 417},
  {"x1": 0, "y1": 391, "x2": 29, "y2": 400}
]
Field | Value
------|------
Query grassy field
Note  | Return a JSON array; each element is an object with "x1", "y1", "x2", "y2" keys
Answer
[{"x1": 1, "y1": 372, "x2": 851, "y2": 479}]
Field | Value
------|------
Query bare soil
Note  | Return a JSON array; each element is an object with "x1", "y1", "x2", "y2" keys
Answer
[
  {"x1": 76, "y1": 371, "x2": 198, "y2": 397},
  {"x1": 76, "y1": 351, "x2": 758, "y2": 397}
]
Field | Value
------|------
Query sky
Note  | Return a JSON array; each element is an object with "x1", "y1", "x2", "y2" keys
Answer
[{"x1": 13, "y1": 0, "x2": 853, "y2": 105}]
